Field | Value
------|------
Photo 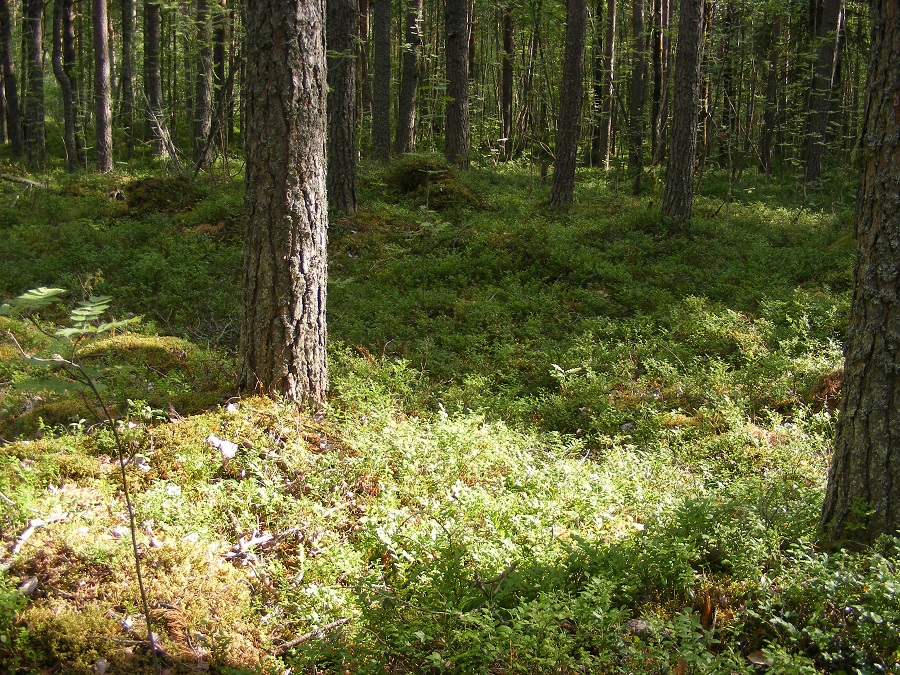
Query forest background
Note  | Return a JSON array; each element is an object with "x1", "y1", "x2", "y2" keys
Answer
[{"x1": 0, "y1": 0, "x2": 897, "y2": 672}]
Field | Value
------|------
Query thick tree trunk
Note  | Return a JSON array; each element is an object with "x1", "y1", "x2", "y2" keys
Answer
[
  {"x1": 22, "y1": 0, "x2": 44, "y2": 171},
  {"x1": 444, "y1": 0, "x2": 470, "y2": 167},
  {"x1": 121, "y1": 0, "x2": 135, "y2": 159},
  {"x1": 94, "y1": 0, "x2": 113, "y2": 173},
  {"x1": 53, "y1": 0, "x2": 78, "y2": 171},
  {"x1": 240, "y1": 0, "x2": 329, "y2": 407},
  {"x1": 372, "y1": 0, "x2": 391, "y2": 161},
  {"x1": 194, "y1": 0, "x2": 213, "y2": 165},
  {"x1": 661, "y1": 0, "x2": 703, "y2": 223},
  {"x1": 804, "y1": 0, "x2": 841, "y2": 184},
  {"x1": 500, "y1": 4, "x2": 513, "y2": 160},
  {"x1": 549, "y1": 0, "x2": 587, "y2": 207},
  {"x1": 394, "y1": 0, "x2": 422, "y2": 154},
  {"x1": 0, "y1": 0, "x2": 20, "y2": 157},
  {"x1": 627, "y1": 0, "x2": 647, "y2": 193},
  {"x1": 328, "y1": 0, "x2": 359, "y2": 214},
  {"x1": 820, "y1": 0, "x2": 900, "y2": 545},
  {"x1": 144, "y1": 0, "x2": 168, "y2": 157}
]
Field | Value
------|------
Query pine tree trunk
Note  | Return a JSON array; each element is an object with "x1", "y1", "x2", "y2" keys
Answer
[
  {"x1": 444, "y1": 0, "x2": 470, "y2": 167},
  {"x1": 22, "y1": 0, "x2": 44, "y2": 171},
  {"x1": 804, "y1": 0, "x2": 841, "y2": 184},
  {"x1": 327, "y1": 0, "x2": 359, "y2": 214},
  {"x1": 0, "y1": 0, "x2": 20, "y2": 156},
  {"x1": 194, "y1": 0, "x2": 213, "y2": 165},
  {"x1": 63, "y1": 0, "x2": 86, "y2": 167},
  {"x1": 94, "y1": 0, "x2": 113, "y2": 172},
  {"x1": 500, "y1": 4, "x2": 514, "y2": 160},
  {"x1": 820, "y1": 0, "x2": 900, "y2": 545},
  {"x1": 240, "y1": 0, "x2": 328, "y2": 408},
  {"x1": 758, "y1": 15, "x2": 781, "y2": 173},
  {"x1": 627, "y1": 0, "x2": 647, "y2": 193},
  {"x1": 372, "y1": 0, "x2": 391, "y2": 161},
  {"x1": 144, "y1": 0, "x2": 167, "y2": 157},
  {"x1": 549, "y1": 0, "x2": 587, "y2": 207},
  {"x1": 53, "y1": 0, "x2": 77, "y2": 171},
  {"x1": 121, "y1": 0, "x2": 135, "y2": 159},
  {"x1": 394, "y1": 0, "x2": 422, "y2": 154},
  {"x1": 357, "y1": 0, "x2": 371, "y2": 131},
  {"x1": 598, "y1": 0, "x2": 616, "y2": 168},
  {"x1": 661, "y1": 0, "x2": 703, "y2": 223}
]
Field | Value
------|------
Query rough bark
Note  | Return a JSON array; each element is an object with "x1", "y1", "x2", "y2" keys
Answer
[
  {"x1": 394, "y1": 0, "x2": 423, "y2": 154},
  {"x1": 0, "y1": 0, "x2": 20, "y2": 157},
  {"x1": 805, "y1": 0, "x2": 842, "y2": 183},
  {"x1": 372, "y1": 0, "x2": 391, "y2": 161},
  {"x1": 94, "y1": 0, "x2": 113, "y2": 173},
  {"x1": 500, "y1": 3, "x2": 514, "y2": 160},
  {"x1": 22, "y1": 0, "x2": 44, "y2": 170},
  {"x1": 240, "y1": 0, "x2": 329, "y2": 408},
  {"x1": 121, "y1": 0, "x2": 135, "y2": 158},
  {"x1": 627, "y1": 0, "x2": 647, "y2": 193},
  {"x1": 144, "y1": 0, "x2": 168, "y2": 157},
  {"x1": 661, "y1": 0, "x2": 703, "y2": 223},
  {"x1": 194, "y1": 0, "x2": 213, "y2": 165},
  {"x1": 53, "y1": 0, "x2": 77, "y2": 171},
  {"x1": 328, "y1": 0, "x2": 359, "y2": 214},
  {"x1": 549, "y1": 0, "x2": 587, "y2": 207},
  {"x1": 820, "y1": 0, "x2": 900, "y2": 545},
  {"x1": 444, "y1": 0, "x2": 470, "y2": 168}
]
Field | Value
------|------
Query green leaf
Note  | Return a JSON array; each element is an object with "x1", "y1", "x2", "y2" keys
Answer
[
  {"x1": 70, "y1": 296, "x2": 113, "y2": 326},
  {"x1": 14, "y1": 376, "x2": 101, "y2": 395},
  {"x1": 0, "y1": 287, "x2": 67, "y2": 315}
]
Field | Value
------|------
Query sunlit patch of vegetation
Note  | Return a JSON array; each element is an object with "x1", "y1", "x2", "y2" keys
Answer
[{"x1": 1, "y1": 165, "x2": 896, "y2": 674}]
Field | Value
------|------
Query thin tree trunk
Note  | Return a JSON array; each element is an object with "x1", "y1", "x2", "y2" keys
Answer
[
  {"x1": 328, "y1": 0, "x2": 358, "y2": 214},
  {"x1": 598, "y1": 0, "x2": 615, "y2": 168},
  {"x1": 53, "y1": 0, "x2": 77, "y2": 171},
  {"x1": 372, "y1": 0, "x2": 391, "y2": 161},
  {"x1": 144, "y1": 0, "x2": 168, "y2": 157},
  {"x1": 22, "y1": 0, "x2": 44, "y2": 170},
  {"x1": 500, "y1": 4, "x2": 514, "y2": 160},
  {"x1": 820, "y1": 0, "x2": 900, "y2": 544},
  {"x1": 94, "y1": 0, "x2": 113, "y2": 172},
  {"x1": 0, "y1": 0, "x2": 22, "y2": 157},
  {"x1": 549, "y1": 0, "x2": 587, "y2": 207},
  {"x1": 661, "y1": 0, "x2": 703, "y2": 223},
  {"x1": 445, "y1": 0, "x2": 470, "y2": 167},
  {"x1": 240, "y1": 0, "x2": 328, "y2": 407},
  {"x1": 64, "y1": 0, "x2": 86, "y2": 167},
  {"x1": 194, "y1": 0, "x2": 213, "y2": 165},
  {"x1": 804, "y1": 0, "x2": 841, "y2": 184},
  {"x1": 394, "y1": 0, "x2": 422, "y2": 154},
  {"x1": 358, "y1": 0, "x2": 371, "y2": 132},
  {"x1": 627, "y1": 0, "x2": 647, "y2": 193},
  {"x1": 121, "y1": 0, "x2": 135, "y2": 159},
  {"x1": 758, "y1": 15, "x2": 781, "y2": 173}
]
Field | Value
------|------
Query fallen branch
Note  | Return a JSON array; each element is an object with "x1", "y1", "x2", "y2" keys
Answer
[
  {"x1": 0, "y1": 173, "x2": 46, "y2": 189},
  {"x1": 270, "y1": 617, "x2": 351, "y2": 655}
]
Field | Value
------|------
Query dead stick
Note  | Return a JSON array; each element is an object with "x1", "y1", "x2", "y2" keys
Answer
[{"x1": 271, "y1": 617, "x2": 351, "y2": 655}]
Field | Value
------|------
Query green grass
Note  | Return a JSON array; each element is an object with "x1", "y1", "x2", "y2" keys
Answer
[{"x1": 0, "y1": 159, "x2": 897, "y2": 674}]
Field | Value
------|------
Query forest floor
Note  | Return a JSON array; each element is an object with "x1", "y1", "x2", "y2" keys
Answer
[{"x1": 0, "y1": 157, "x2": 897, "y2": 674}]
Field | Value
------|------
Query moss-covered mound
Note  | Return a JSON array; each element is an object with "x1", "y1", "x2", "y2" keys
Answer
[{"x1": 385, "y1": 154, "x2": 487, "y2": 210}]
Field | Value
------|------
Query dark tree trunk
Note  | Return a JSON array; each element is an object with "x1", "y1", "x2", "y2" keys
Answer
[
  {"x1": 22, "y1": 0, "x2": 44, "y2": 170},
  {"x1": 500, "y1": 4, "x2": 513, "y2": 160},
  {"x1": 0, "y1": 0, "x2": 20, "y2": 156},
  {"x1": 358, "y1": 0, "x2": 371, "y2": 128},
  {"x1": 63, "y1": 0, "x2": 85, "y2": 167},
  {"x1": 627, "y1": 0, "x2": 647, "y2": 193},
  {"x1": 598, "y1": 0, "x2": 616, "y2": 168},
  {"x1": 121, "y1": 0, "x2": 135, "y2": 159},
  {"x1": 144, "y1": 0, "x2": 167, "y2": 157},
  {"x1": 394, "y1": 0, "x2": 422, "y2": 154},
  {"x1": 0, "y1": 68, "x2": 6, "y2": 144},
  {"x1": 661, "y1": 0, "x2": 703, "y2": 223},
  {"x1": 240, "y1": 0, "x2": 329, "y2": 407},
  {"x1": 327, "y1": 0, "x2": 358, "y2": 214},
  {"x1": 194, "y1": 0, "x2": 213, "y2": 165},
  {"x1": 94, "y1": 0, "x2": 113, "y2": 173},
  {"x1": 804, "y1": 0, "x2": 841, "y2": 184},
  {"x1": 549, "y1": 0, "x2": 587, "y2": 207},
  {"x1": 649, "y1": 0, "x2": 669, "y2": 161},
  {"x1": 372, "y1": 0, "x2": 391, "y2": 161},
  {"x1": 820, "y1": 0, "x2": 900, "y2": 545},
  {"x1": 53, "y1": 0, "x2": 78, "y2": 171},
  {"x1": 444, "y1": 0, "x2": 470, "y2": 167},
  {"x1": 759, "y1": 15, "x2": 781, "y2": 173}
]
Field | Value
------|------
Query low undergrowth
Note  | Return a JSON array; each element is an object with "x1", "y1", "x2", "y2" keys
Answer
[{"x1": 1, "y1": 163, "x2": 896, "y2": 674}]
